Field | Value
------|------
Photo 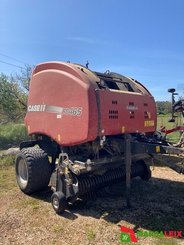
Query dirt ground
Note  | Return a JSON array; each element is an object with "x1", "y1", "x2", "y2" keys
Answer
[{"x1": 0, "y1": 164, "x2": 184, "y2": 245}]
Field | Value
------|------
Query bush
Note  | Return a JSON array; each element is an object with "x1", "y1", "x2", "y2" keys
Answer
[{"x1": 0, "y1": 123, "x2": 28, "y2": 149}]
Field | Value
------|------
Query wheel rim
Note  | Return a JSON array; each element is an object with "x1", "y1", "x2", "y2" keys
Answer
[
  {"x1": 17, "y1": 159, "x2": 28, "y2": 187},
  {"x1": 53, "y1": 196, "x2": 59, "y2": 210}
]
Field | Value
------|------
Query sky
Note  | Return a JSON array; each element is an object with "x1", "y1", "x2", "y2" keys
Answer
[{"x1": 1, "y1": 0, "x2": 184, "y2": 101}]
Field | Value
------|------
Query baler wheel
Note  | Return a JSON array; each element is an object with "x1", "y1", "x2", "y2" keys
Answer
[
  {"x1": 51, "y1": 192, "x2": 68, "y2": 214},
  {"x1": 137, "y1": 160, "x2": 151, "y2": 181},
  {"x1": 15, "y1": 147, "x2": 51, "y2": 194}
]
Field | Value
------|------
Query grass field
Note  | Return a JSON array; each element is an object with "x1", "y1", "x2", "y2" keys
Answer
[
  {"x1": 157, "y1": 114, "x2": 182, "y2": 143},
  {"x1": 0, "y1": 161, "x2": 183, "y2": 245}
]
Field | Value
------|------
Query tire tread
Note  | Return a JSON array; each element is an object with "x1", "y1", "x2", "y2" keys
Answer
[{"x1": 16, "y1": 147, "x2": 51, "y2": 194}]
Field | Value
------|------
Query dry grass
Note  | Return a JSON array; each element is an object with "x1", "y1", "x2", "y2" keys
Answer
[
  {"x1": 0, "y1": 166, "x2": 17, "y2": 195},
  {"x1": 0, "y1": 159, "x2": 184, "y2": 245}
]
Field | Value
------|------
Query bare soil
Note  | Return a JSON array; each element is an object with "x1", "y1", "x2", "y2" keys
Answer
[{"x1": 0, "y1": 164, "x2": 184, "y2": 245}]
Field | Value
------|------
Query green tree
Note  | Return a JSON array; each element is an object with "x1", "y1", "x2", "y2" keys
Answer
[
  {"x1": 0, "y1": 74, "x2": 24, "y2": 121},
  {"x1": 0, "y1": 65, "x2": 33, "y2": 122},
  {"x1": 156, "y1": 101, "x2": 172, "y2": 114}
]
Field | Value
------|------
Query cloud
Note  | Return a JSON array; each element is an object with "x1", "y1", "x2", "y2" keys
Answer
[{"x1": 66, "y1": 36, "x2": 111, "y2": 46}]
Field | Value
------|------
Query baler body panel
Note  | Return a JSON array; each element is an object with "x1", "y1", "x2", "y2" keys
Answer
[
  {"x1": 98, "y1": 89, "x2": 156, "y2": 135},
  {"x1": 25, "y1": 61, "x2": 157, "y2": 146},
  {"x1": 25, "y1": 62, "x2": 98, "y2": 145}
]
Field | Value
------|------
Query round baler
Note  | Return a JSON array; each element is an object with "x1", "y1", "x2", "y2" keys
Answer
[{"x1": 15, "y1": 61, "x2": 157, "y2": 214}]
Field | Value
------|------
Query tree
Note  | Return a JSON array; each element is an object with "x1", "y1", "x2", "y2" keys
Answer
[
  {"x1": 0, "y1": 74, "x2": 22, "y2": 121},
  {"x1": 15, "y1": 64, "x2": 33, "y2": 92},
  {"x1": 156, "y1": 101, "x2": 172, "y2": 115},
  {"x1": 0, "y1": 65, "x2": 33, "y2": 122}
]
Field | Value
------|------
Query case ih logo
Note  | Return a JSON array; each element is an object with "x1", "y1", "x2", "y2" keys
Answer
[
  {"x1": 120, "y1": 226, "x2": 183, "y2": 243},
  {"x1": 27, "y1": 104, "x2": 83, "y2": 116}
]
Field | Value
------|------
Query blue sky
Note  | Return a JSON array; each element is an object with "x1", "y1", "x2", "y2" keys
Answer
[{"x1": 1, "y1": 0, "x2": 184, "y2": 101}]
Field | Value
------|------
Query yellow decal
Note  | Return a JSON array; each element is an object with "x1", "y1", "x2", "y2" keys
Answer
[
  {"x1": 144, "y1": 120, "x2": 155, "y2": 127},
  {"x1": 122, "y1": 126, "x2": 125, "y2": 133},
  {"x1": 57, "y1": 134, "x2": 61, "y2": 142},
  {"x1": 156, "y1": 146, "x2": 160, "y2": 153}
]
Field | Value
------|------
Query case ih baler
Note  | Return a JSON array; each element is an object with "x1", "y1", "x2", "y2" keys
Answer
[{"x1": 15, "y1": 62, "x2": 184, "y2": 214}]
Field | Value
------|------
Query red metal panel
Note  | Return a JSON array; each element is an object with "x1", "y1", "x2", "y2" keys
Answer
[
  {"x1": 25, "y1": 61, "x2": 157, "y2": 146},
  {"x1": 25, "y1": 64, "x2": 98, "y2": 146},
  {"x1": 98, "y1": 89, "x2": 157, "y2": 136}
]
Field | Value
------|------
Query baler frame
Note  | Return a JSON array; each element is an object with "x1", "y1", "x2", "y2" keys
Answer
[{"x1": 49, "y1": 133, "x2": 184, "y2": 213}]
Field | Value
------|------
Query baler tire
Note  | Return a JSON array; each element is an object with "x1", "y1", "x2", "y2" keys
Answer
[
  {"x1": 138, "y1": 160, "x2": 151, "y2": 181},
  {"x1": 15, "y1": 147, "x2": 52, "y2": 195},
  {"x1": 51, "y1": 192, "x2": 67, "y2": 214}
]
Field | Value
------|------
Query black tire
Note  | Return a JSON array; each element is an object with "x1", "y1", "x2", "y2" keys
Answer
[
  {"x1": 51, "y1": 192, "x2": 67, "y2": 214},
  {"x1": 15, "y1": 147, "x2": 52, "y2": 194},
  {"x1": 138, "y1": 160, "x2": 152, "y2": 181}
]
